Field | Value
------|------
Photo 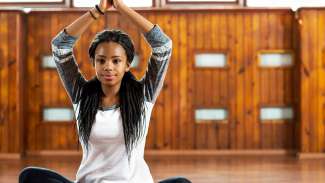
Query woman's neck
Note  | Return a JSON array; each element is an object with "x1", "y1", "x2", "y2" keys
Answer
[{"x1": 101, "y1": 83, "x2": 120, "y2": 107}]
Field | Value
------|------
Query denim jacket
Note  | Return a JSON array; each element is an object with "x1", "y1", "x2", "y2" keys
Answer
[{"x1": 51, "y1": 25, "x2": 172, "y2": 105}]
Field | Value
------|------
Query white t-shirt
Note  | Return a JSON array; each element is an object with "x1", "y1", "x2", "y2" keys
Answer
[{"x1": 73, "y1": 102, "x2": 154, "y2": 183}]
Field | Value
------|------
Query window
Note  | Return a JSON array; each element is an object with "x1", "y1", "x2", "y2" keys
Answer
[
  {"x1": 131, "y1": 54, "x2": 140, "y2": 68},
  {"x1": 260, "y1": 107, "x2": 293, "y2": 121},
  {"x1": 259, "y1": 52, "x2": 293, "y2": 68},
  {"x1": 42, "y1": 55, "x2": 139, "y2": 69},
  {"x1": 247, "y1": 0, "x2": 325, "y2": 10},
  {"x1": 166, "y1": 0, "x2": 237, "y2": 4},
  {"x1": 43, "y1": 108, "x2": 74, "y2": 122},
  {"x1": 168, "y1": 0, "x2": 236, "y2": 2},
  {"x1": 0, "y1": 0, "x2": 62, "y2": 2},
  {"x1": 0, "y1": 0, "x2": 65, "y2": 7},
  {"x1": 73, "y1": 0, "x2": 152, "y2": 8},
  {"x1": 195, "y1": 53, "x2": 227, "y2": 68},
  {"x1": 42, "y1": 55, "x2": 56, "y2": 69},
  {"x1": 195, "y1": 108, "x2": 228, "y2": 122}
]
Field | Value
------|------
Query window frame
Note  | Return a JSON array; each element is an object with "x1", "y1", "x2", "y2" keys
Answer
[
  {"x1": 166, "y1": 0, "x2": 239, "y2": 5},
  {"x1": 0, "y1": 0, "x2": 246, "y2": 8},
  {"x1": 245, "y1": 0, "x2": 325, "y2": 8},
  {"x1": 163, "y1": 0, "x2": 244, "y2": 7},
  {"x1": 71, "y1": 0, "x2": 156, "y2": 8},
  {"x1": 0, "y1": 0, "x2": 66, "y2": 6}
]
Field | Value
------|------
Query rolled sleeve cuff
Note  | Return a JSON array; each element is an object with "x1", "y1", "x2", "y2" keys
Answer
[
  {"x1": 52, "y1": 29, "x2": 78, "y2": 50},
  {"x1": 144, "y1": 24, "x2": 171, "y2": 48}
]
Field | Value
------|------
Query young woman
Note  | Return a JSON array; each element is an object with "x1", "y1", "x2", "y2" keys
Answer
[{"x1": 19, "y1": 0, "x2": 191, "y2": 183}]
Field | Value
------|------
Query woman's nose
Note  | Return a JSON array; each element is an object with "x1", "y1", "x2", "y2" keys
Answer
[{"x1": 103, "y1": 62, "x2": 113, "y2": 71}]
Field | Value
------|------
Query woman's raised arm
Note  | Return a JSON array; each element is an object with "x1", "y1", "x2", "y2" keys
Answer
[
  {"x1": 65, "y1": 0, "x2": 112, "y2": 37},
  {"x1": 51, "y1": 0, "x2": 112, "y2": 104},
  {"x1": 113, "y1": 0, "x2": 173, "y2": 104},
  {"x1": 113, "y1": 0, "x2": 154, "y2": 33}
]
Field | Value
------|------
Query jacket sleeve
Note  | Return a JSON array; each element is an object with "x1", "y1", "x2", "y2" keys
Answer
[
  {"x1": 51, "y1": 29, "x2": 86, "y2": 104},
  {"x1": 141, "y1": 25, "x2": 173, "y2": 104}
]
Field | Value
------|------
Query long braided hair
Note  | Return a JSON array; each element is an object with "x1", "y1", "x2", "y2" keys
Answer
[{"x1": 76, "y1": 29, "x2": 146, "y2": 157}]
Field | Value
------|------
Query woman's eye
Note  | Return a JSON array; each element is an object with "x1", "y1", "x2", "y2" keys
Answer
[
  {"x1": 96, "y1": 59, "x2": 105, "y2": 64},
  {"x1": 113, "y1": 59, "x2": 121, "y2": 64}
]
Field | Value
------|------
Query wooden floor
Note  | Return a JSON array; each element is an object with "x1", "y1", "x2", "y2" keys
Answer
[{"x1": 0, "y1": 155, "x2": 325, "y2": 183}]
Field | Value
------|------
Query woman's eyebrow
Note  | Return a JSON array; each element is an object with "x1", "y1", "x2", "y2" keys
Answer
[
  {"x1": 96, "y1": 55, "x2": 122, "y2": 59},
  {"x1": 97, "y1": 55, "x2": 106, "y2": 58}
]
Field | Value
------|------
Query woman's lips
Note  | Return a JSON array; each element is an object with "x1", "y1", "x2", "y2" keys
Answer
[{"x1": 103, "y1": 75, "x2": 115, "y2": 81}]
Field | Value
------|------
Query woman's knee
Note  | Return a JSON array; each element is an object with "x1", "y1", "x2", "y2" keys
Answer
[
  {"x1": 19, "y1": 167, "x2": 38, "y2": 183},
  {"x1": 159, "y1": 176, "x2": 192, "y2": 183},
  {"x1": 18, "y1": 167, "x2": 72, "y2": 183},
  {"x1": 173, "y1": 177, "x2": 191, "y2": 183}
]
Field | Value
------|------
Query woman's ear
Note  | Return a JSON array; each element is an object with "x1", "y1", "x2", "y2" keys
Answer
[{"x1": 125, "y1": 62, "x2": 130, "y2": 72}]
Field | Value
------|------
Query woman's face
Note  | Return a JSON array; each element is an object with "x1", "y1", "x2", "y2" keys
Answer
[{"x1": 94, "y1": 42, "x2": 130, "y2": 87}]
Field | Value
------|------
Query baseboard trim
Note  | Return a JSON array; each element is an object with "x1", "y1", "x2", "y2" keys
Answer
[
  {"x1": 23, "y1": 150, "x2": 299, "y2": 157},
  {"x1": 0, "y1": 153, "x2": 21, "y2": 159},
  {"x1": 144, "y1": 150, "x2": 297, "y2": 156},
  {"x1": 26, "y1": 150, "x2": 82, "y2": 157},
  {"x1": 297, "y1": 153, "x2": 325, "y2": 159},
  {"x1": 6, "y1": 150, "x2": 325, "y2": 159}
]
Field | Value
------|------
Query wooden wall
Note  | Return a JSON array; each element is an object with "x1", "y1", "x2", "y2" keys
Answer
[
  {"x1": 0, "y1": 8, "x2": 323, "y2": 155},
  {"x1": 190, "y1": 11, "x2": 298, "y2": 150},
  {"x1": 0, "y1": 11, "x2": 25, "y2": 154},
  {"x1": 25, "y1": 9, "x2": 299, "y2": 152},
  {"x1": 298, "y1": 8, "x2": 325, "y2": 153}
]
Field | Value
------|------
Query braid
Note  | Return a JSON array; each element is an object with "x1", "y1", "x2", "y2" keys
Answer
[{"x1": 77, "y1": 29, "x2": 146, "y2": 158}]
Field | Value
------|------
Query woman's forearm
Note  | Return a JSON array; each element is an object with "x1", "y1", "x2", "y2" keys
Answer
[
  {"x1": 115, "y1": 3, "x2": 154, "y2": 34},
  {"x1": 65, "y1": 8, "x2": 103, "y2": 38}
]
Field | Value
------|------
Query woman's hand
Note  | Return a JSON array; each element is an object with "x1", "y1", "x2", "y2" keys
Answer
[
  {"x1": 111, "y1": 0, "x2": 125, "y2": 9},
  {"x1": 111, "y1": 0, "x2": 153, "y2": 33},
  {"x1": 98, "y1": 0, "x2": 114, "y2": 12}
]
